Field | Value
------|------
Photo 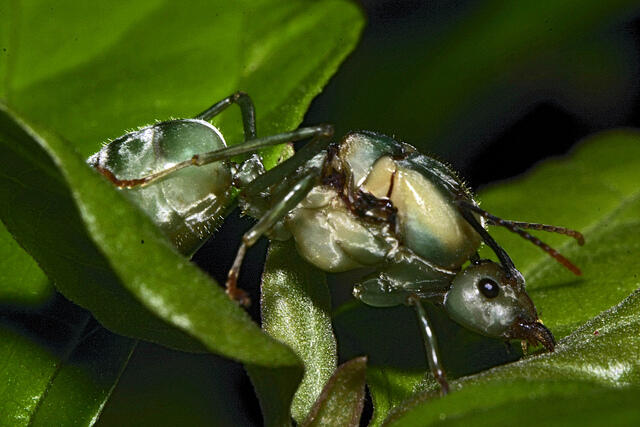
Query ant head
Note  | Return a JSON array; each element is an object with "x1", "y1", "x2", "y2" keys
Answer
[{"x1": 444, "y1": 260, "x2": 555, "y2": 351}]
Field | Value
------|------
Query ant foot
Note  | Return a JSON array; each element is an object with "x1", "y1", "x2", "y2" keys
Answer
[{"x1": 226, "y1": 287, "x2": 251, "y2": 307}]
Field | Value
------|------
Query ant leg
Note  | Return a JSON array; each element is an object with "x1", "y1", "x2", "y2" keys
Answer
[
  {"x1": 407, "y1": 295, "x2": 450, "y2": 395},
  {"x1": 99, "y1": 125, "x2": 333, "y2": 189},
  {"x1": 239, "y1": 125, "x2": 334, "y2": 197},
  {"x1": 226, "y1": 171, "x2": 319, "y2": 306},
  {"x1": 195, "y1": 91, "x2": 257, "y2": 140}
]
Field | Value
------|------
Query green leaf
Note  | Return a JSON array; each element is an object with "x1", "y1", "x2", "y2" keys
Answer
[
  {"x1": 249, "y1": 240, "x2": 337, "y2": 425},
  {"x1": 384, "y1": 289, "x2": 640, "y2": 425},
  {"x1": 0, "y1": 220, "x2": 53, "y2": 305},
  {"x1": 334, "y1": 131, "x2": 640, "y2": 423},
  {"x1": 2, "y1": 0, "x2": 364, "y2": 167},
  {"x1": 0, "y1": 104, "x2": 297, "y2": 365},
  {"x1": 387, "y1": 382, "x2": 640, "y2": 426},
  {"x1": 301, "y1": 357, "x2": 367, "y2": 427},
  {"x1": 0, "y1": 295, "x2": 136, "y2": 426},
  {"x1": 365, "y1": 365, "x2": 429, "y2": 427}
]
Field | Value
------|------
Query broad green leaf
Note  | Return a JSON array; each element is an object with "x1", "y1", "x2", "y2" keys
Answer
[
  {"x1": 301, "y1": 357, "x2": 367, "y2": 427},
  {"x1": 0, "y1": 105, "x2": 298, "y2": 365},
  {"x1": 249, "y1": 240, "x2": 337, "y2": 425},
  {"x1": 333, "y1": 132, "x2": 640, "y2": 423},
  {"x1": 0, "y1": 295, "x2": 136, "y2": 426},
  {"x1": 388, "y1": 382, "x2": 640, "y2": 426},
  {"x1": 1, "y1": 2, "x2": 363, "y2": 423},
  {"x1": 2, "y1": 0, "x2": 364, "y2": 168},
  {"x1": 0, "y1": 221, "x2": 53, "y2": 305},
  {"x1": 384, "y1": 289, "x2": 640, "y2": 425}
]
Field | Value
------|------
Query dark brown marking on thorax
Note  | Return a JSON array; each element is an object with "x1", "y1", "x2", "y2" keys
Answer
[
  {"x1": 320, "y1": 143, "x2": 398, "y2": 229},
  {"x1": 386, "y1": 169, "x2": 397, "y2": 199}
]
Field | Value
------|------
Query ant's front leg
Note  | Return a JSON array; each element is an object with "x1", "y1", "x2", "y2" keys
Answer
[
  {"x1": 407, "y1": 295, "x2": 450, "y2": 395},
  {"x1": 226, "y1": 171, "x2": 319, "y2": 306}
]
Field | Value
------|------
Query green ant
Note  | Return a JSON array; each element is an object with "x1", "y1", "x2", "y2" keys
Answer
[{"x1": 89, "y1": 92, "x2": 584, "y2": 393}]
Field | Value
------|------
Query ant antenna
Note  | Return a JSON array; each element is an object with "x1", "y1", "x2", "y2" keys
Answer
[
  {"x1": 457, "y1": 206, "x2": 518, "y2": 278},
  {"x1": 460, "y1": 202, "x2": 584, "y2": 276}
]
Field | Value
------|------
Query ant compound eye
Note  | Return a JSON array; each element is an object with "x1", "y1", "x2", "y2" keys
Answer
[{"x1": 477, "y1": 278, "x2": 500, "y2": 298}]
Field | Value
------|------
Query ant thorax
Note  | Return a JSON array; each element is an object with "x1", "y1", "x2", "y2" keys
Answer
[
  {"x1": 280, "y1": 131, "x2": 482, "y2": 275},
  {"x1": 360, "y1": 155, "x2": 481, "y2": 270}
]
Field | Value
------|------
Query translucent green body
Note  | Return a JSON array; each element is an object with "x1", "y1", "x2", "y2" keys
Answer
[
  {"x1": 88, "y1": 119, "x2": 232, "y2": 255},
  {"x1": 88, "y1": 112, "x2": 556, "y2": 348}
]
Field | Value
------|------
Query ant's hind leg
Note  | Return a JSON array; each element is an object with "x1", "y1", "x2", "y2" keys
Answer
[
  {"x1": 226, "y1": 171, "x2": 319, "y2": 306},
  {"x1": 407, "y1": 295, "x2": 450, "y2": 395},
  {"x1": 239, "y1": 125, "x2": 334, "y2": 197},
  {"x1": 195, "y1": 92, "x2": 257, "y2": 140},
  {"x1": 100, "y1": 125, "x2": 333, "y2": 189}
]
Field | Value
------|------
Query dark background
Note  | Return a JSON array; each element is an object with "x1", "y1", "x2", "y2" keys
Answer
[{"x1": 98, "y1": 1, "x2": 640, "y2": 425}]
